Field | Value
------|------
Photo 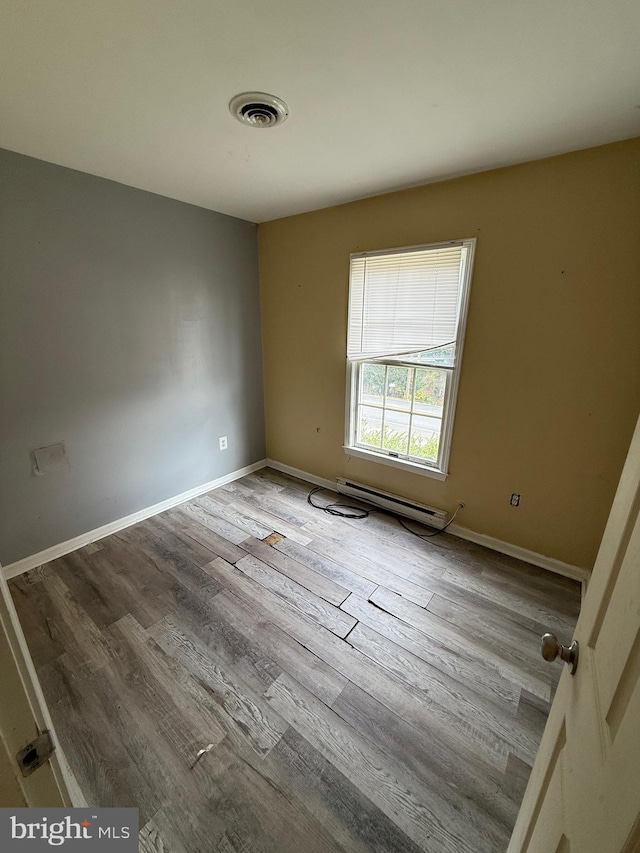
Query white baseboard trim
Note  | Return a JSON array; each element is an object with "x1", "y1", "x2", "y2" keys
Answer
[
  {"x1": 264, "y1": 459, "x2": 589, "y2": 584},
  {"x1": 446, "y1": 524, "x2": 589, "y2": 584},
  {"x1": 4, "y1": 456, "x2": 589, "y2": 586},
  {"x1": 2, "y1": 459, "x2": 268, "y2": 580},
  {"x1": 266, "y1": 459, "x2": 336, "y2": 493}
]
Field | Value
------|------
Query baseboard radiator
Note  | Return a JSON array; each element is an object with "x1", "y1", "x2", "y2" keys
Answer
[{"x1": 335, "y1": 478, "x2": 449, "y2": 530}]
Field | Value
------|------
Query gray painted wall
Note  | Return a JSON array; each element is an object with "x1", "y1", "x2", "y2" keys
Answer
[{"x1": 0, "y1": 148, "x2": 265, "y2": 565}]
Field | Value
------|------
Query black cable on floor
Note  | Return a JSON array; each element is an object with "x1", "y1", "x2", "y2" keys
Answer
[
  {"x1": 307, "y1": 486, "x2": 463, "y2": 539},
  {"x1": 307, "y1": 486, "x2": 370, "y2": 519}
]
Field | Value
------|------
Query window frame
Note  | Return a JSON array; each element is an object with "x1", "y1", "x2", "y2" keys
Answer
[{"x1": 344, "y1": 238, "x2": 476, "y2": 480}]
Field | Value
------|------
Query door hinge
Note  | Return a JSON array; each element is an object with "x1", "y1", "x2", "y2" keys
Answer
[{"x1": 16, "y1": 731, "x2": 56, "y2": 777}]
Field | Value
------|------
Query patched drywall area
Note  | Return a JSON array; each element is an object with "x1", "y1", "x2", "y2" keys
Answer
[
  {"x1": 0, "y1": 149, "x2": 265, "y2": 565},
  {"x1": 259, "y1": 138, "x2": 640, "y2": 570}
]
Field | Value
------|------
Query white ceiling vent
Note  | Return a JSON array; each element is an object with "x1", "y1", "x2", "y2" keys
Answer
[{"x1": 229, "y1": 92, "x2": 289, "y2": 128}]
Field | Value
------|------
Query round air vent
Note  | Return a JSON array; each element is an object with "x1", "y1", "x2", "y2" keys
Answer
[{"x1": 229, "y1": 92, "x2": 289, "y2": 128}]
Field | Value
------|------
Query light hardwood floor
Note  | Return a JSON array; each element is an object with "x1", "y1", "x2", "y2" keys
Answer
[{"x1": 10, "y1": 468, "x2": 581, "y2": 853}]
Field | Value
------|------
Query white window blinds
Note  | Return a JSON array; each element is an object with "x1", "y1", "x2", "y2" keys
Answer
[{"x1": 347, "y1": 243, "x2": 468, "y2": 359}]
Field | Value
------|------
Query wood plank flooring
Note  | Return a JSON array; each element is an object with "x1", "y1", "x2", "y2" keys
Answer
[{"x1": 10, "y1": 468, "x2": 581, "y2": 853}]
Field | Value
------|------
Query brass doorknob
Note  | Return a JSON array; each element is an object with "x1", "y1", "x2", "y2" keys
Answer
[{"x1": 541, "y1": 633, "x2": 579, "y2": 675}]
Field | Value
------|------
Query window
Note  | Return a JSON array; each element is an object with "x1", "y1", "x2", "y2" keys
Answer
[{"x1": 345, "y1": 239, "x2": 475, "y2": 479}]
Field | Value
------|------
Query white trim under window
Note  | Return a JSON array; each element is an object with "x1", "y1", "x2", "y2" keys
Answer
[{"x1": 344, "y1": 238, "x2": 476, "y2": 479}]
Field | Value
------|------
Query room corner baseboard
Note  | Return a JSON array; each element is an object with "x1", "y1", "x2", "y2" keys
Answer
[
  {"x1": 1, "y1": 459, "x2": 268, "y2": 580},
  {"x1": 265, "y1": 459, "x2": 589, "y2": 584},
  {"x1": 4, "y1": 456, "x2": 589, "y2": 586}
]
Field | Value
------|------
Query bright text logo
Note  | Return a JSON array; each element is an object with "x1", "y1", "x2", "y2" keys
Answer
[{"x1": 0, "y1": 809, "x2": 138, "y2": 851}]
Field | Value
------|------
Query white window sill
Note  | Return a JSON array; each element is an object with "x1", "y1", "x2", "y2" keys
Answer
[{"x1": 343, "y1": 446, "x2": 448, "y2": 481}]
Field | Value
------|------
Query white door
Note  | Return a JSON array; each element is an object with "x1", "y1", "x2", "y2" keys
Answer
[
  {"x1": 508, "y1": 414, "x2": 640, "y2": 853},
  {"x1": 0, "y1": 567, "x2": 73, "y2": 807}
]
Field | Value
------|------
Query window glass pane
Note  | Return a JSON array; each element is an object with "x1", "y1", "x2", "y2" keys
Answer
[
  {"x1": 382, "y1": 411, "x2": 409, "y2": 455},
  {"x1": 386, "y1": 343, "x2": 456, "y2": 368},
  {"x1": 414, "y1": 368, "x2": 446, "y2": 419},
  {"x1": 414, "y1": 344, "x2": 455, "y2": 367},
  {"x1": 409, "y1": 414, "x2": 440, "y2": 462},
  {"x1": 361, "y1": 362, "x2": 385, "y2": 407},
  {"x1": 385, "y1": 366, "x2": 412, "y2": 406},
  {"x1": 357, "y1": 406, "x2": 383, "y2": 448}
]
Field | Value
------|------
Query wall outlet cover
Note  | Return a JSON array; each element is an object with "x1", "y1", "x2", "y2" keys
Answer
[
  {"x1": 219, "y1": 436, "x2": 228, "y2": 450},
  {"x1": 32, "y1": 443, "x2": 69, "y2": 475}
]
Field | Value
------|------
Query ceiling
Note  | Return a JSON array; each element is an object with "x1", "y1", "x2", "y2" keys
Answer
[{"x1": 1, "y1": 1, "x2": 639, "y2": 223}]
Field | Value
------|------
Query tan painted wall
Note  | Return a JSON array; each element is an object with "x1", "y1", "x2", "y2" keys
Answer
[{"x1": 259, "y1": 138, "x2": 640, "y2": 570}]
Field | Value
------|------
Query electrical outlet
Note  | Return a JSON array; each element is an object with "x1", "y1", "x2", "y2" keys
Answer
[
  {"x1": 510, "y1": 493, "x2": 521, "y2": 507},
  {"x1": 219, "y1": 436, "x2": 228, "y2": 451}
]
